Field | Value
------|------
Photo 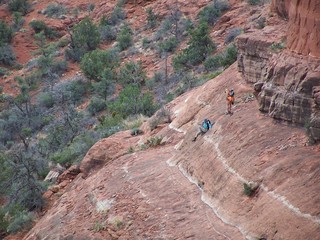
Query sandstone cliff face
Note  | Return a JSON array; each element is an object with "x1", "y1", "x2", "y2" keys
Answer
[
  {"x1": 272, "y1": 0, "x2": 320, "y2": 57},
  {"x1": 238, "y1": 0, "x2": 320, "y2": 141}
]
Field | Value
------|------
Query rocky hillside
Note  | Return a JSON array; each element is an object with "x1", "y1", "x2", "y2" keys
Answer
[{"x1": 1, "y1": 0, "x2": 320, "y2": 239}]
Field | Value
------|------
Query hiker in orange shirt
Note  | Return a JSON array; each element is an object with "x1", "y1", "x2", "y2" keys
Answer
[{"x1": 225, "y1": 88, "x2": 235, "y2": 114}]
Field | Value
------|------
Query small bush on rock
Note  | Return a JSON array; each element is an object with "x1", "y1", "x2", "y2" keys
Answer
[
  {"x1": 8, "y1": 0, "x2": 29, "y2": 15},
  {"x1": 116, "y1": 24, "x2": 132, "y2": 51},
  {"x1": 45, "y1": 4, "x2": 67, "y2": 18},
  {"x1": 29, "y1": 20, "x2": 57, "y2": 39},
  {"x1": 0, "y1": 21, "x2": 13, "y2": 45},
  {"x1": 0, "y1": 44, "x2": 16, "y2": 66},
  {"x1": 87, "y1": 97, "x2": 106, "y2": 116}
]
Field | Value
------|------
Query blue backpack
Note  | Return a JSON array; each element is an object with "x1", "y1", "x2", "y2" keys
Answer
[{"x1": 202, "y1": 119, "x2": 212, "y2": 130}]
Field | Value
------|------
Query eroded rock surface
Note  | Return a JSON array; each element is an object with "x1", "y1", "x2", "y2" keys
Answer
[
  {"x1": 238, "y1": 0, "x2": 320, "y2": 141},
  {"x1": 23, "y1": 63, "x2": 320, "y2": 240}
]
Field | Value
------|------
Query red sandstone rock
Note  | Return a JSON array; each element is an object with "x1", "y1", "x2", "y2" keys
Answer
[
  {"x1": 57, "y1": 165, "x2": 80, "y2": 184},
  {"x1": 43, "y1": 190, "x2": 54, "y2": 199},
  {"x1": 24, "y1": 64, "x2": 320, "y2": 240},
  {"x1": 272, "y1": 0, "x2": 320, "y2": 57}
]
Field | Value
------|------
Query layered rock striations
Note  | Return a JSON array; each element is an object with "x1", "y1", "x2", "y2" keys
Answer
[{"x1": 238, "y1": 0, "x2": 320, "y2": 141}]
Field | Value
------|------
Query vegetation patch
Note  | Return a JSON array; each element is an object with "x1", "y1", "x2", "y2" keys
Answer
[
  {"x1": 116, "y1": 24, "x2": 133, "y2": 51},
  {"x1": 270, "y1": 41, "x2": 285, "y2": 52},
  {"x1": 65, "y1": 17, "x2": 100, "y2": 61},
  {"x1": 29, "y1": 20, "x2": 58, "y2": 39},
  {"x1": 197, "y1": 0, "x2": 229, "y2": 26},
  {"x1": 243, "y1": 182, "x2": 259, "y2": 197},
  {"x1": 44, "y1": 3, "x2": 67, "y2": 18},
  {"x1": 8, "y1": 0, "x2": 30, "y2": 15},
  {"x1": 173, "y1": 21, "x2": 216, "y2": 70}
]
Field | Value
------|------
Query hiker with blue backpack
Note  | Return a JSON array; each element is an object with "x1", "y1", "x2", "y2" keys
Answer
[{"x1": 192, "y1": 118, "x2": 213, "y2": 141}]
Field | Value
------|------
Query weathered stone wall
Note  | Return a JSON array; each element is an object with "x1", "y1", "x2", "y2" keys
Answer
[
  {"x1": 238, "y1": 1, "x2": 320, "y2": 141},
  {"x1": 237, "y1": 34, "x2": 274, "y2": 84},
  {"x1": 272, "y1": 0, "x2": 320, "y2": 57}
]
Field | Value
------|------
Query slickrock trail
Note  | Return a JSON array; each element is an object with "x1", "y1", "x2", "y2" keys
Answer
[
  {"x1": 23, "y1": 63, "x2": 320, "y2": 240},
  {"x1": 24, "y1": 135, "x2": 244, "y2": 240}
]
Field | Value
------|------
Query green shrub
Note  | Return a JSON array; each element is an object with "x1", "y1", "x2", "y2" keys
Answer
[
  {"x1": 166, "y1": 92, "x2": 174, "y2": 103},
  {"x1": 214, "y1": 0, "x2": 230, "y2": 11},
  {"x1": 248, "y1": 0, "x2": 261, "y2": 5},
  {"x1": 29, "y1": 20, "x2": 57, "y2": 39},
  {"x1": 51, "y1": 133, "x2": 97, "y2": 165},
  {"x1": 80, "y1": 49, "x2": 119, "y2": 81},
  {"x1": 29, "y1": 20, "x2": 47, "y2": 33},
  {"x1": 155, "y1": 18, "x2": 172, "y2": 40},
  {"x1": 200, "y1": 71, "x2": 223, "y2": 82},
  {"x1": 99, "y1": 114, "x2": 124, "y2": 137},
  {"x1": 65, "y1": 47, "x2": 86, "y2": 62},
  {"x1": 224, "y1": 28, "x2": 242, "y2": 44},
  {"x1": 159, "y1": 37, "x2": 178, "y2": 53},
  {"x1": 116, "y1": 24, "x2": 132, "y2": 51},
  {"x1": 1, "y1": 205, "x2": 34, "y2": 236},
  {"x1": 88, "y1": 3, "x2": 95, "y2": 12},
  {"x1": 87, "y1": 97, "x2": 106, "y2": 115},
  {"x1": 93, "y1": 77, "x2": 115, "y2": 100},
  {"x1": 146, "y1": 136, "x2": 163, "y2": 147},
  {"x1": 243, "y1": 182, "x2": 259, "y2": 196},
  {"x1": 142, "y1": 37, "x2": 150, "y2": 49},
  {"x1": 109, "y1": 85, "x2": 157, "y2": 118},
  {"x1": 45, "y1": 3, "x2": 67, "y2": 18},
  {"x1": 270, "y1": 41, "x2": 285, "y2": 52},
  {"x1": 220, "y1": 44, "x2": 237, "y2": 67},
  {"x1": 127, "y1": 146, "x2": 135, "y2": 153},
  {"x1": 0, "y1": 207, "x2": 9, "y2": 235},
  {"x1": 146, "y1": 7, "x2": 157, "y2": 29},
  {"x1": 130, "y1": 128, "x2": 143, "y2": 136},
  {"x1": 122, "y1": 114, "x2": 146, "y2": 130},
  {"x1": 57, "y1": 37, "x2": 69, "y2": 48},
  {"x1": 107, "y1": 6, "x2": 125, "y2": 25},
  {"x1": 23, "y1": 71, "x2": 42, "y2": 89},
  {"x1": 92, "y1": 220, "x2": 106, "y2": 232},
  {"x1": 204, "y1": 55, "x2": 223, "y2": 71},
  {"x1": 153, "y1": 71, "x2": 164, "y2": 83},
  {"x1": 73, "y1": 17, "x2": 100, "y2": 50},
  {"x1": 243, "y1": 183, "x2": 253, "y2": 196},
  {"x1": 51, "y1": 147, "x2": 77, "y2": 165},
  {"x1": 119, "y1": 61, "x2": 146, "y2": 86},
  {"x1": 8, "y1": 0, "x2": 29, "y2": 15},
  {"x1": 0, "y1": 21, "x2": 13, "y2": 46},
  {"x1": 51, "y1": 60, "x2": 68, "y2": 76},
  {"x1": 66, "y1": 79, "x2": 88, "y2": 104},
  {"x1": 204, "y1": 44, "x2": 237, "y2": 71},
  {"x1": 99, "y1": 24, "x2": 117, "y2": 42},
  {"x1": 173, "y1": 21, "x2": 215, "y2": 70},
  {"x1": 11, "y1": 12, "x2": 25, "y2": 32},
  {"x1": 0, "y1": 44, "x2": 16, "y2": 66},
  {"x1": 67, "y1": 17, "x2": 100, "y2": 61},
  {"x1": 37, "y1": 92, "x2": 54, "y2": 108},
  {"x1": 0, "y1": 67, "x2": 7, "y2": 77},
  {"x1": 6, "y1": 210, "x2": 34, "y2": 234},
  {"x1": 198, "y1": 3, "x2": 221, "y2": 26}
]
